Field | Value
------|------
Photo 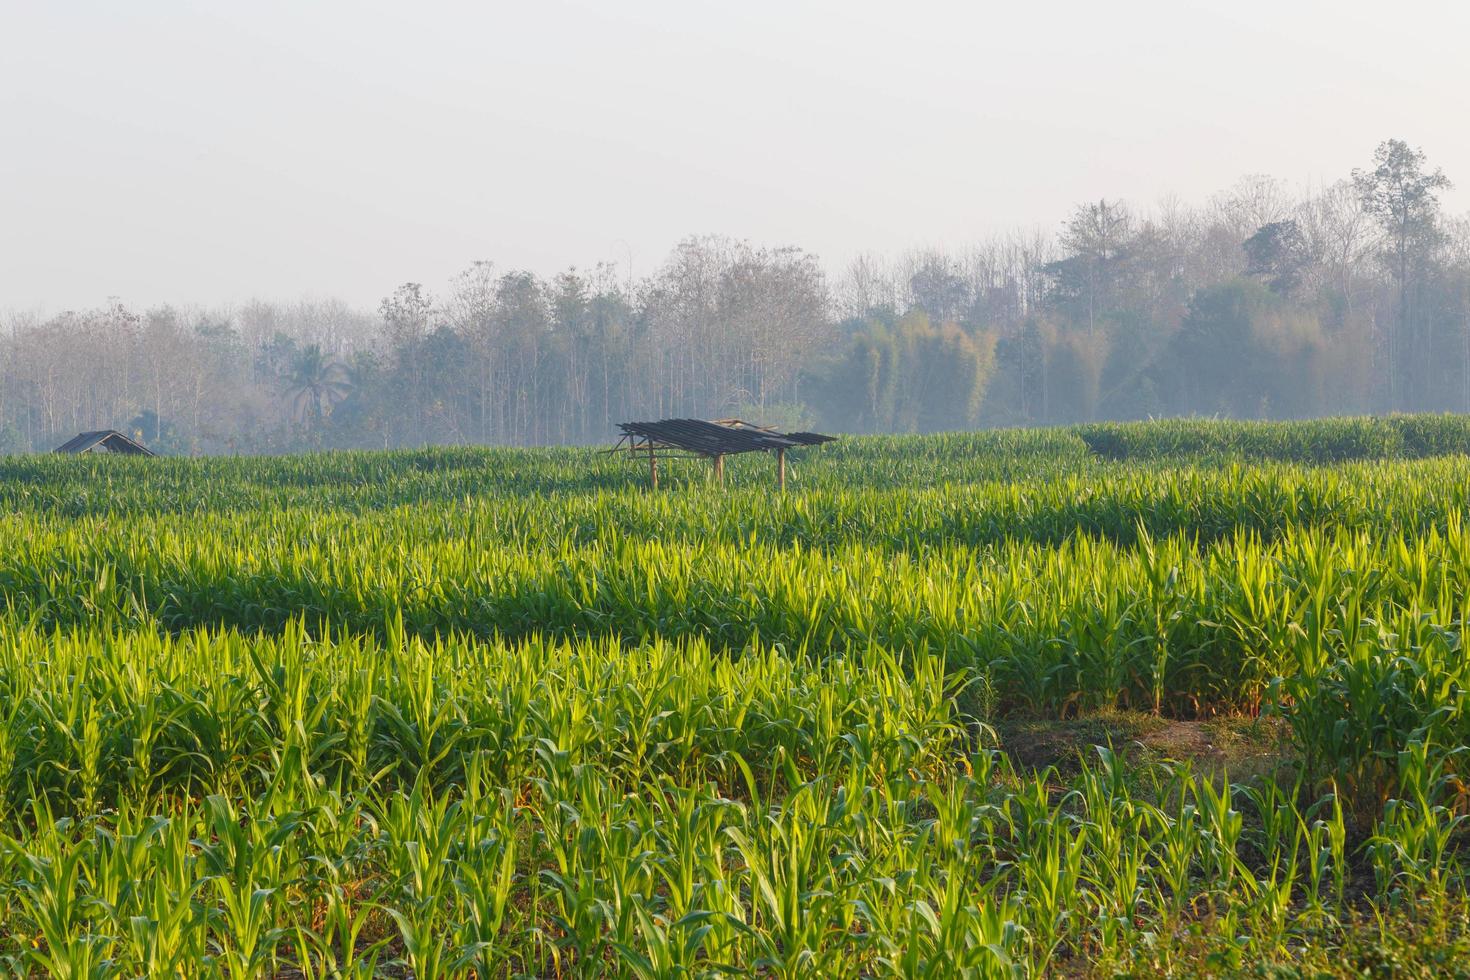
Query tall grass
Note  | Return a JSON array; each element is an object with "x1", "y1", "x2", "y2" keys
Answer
[
  {"x1": 1078, "y1": 412, "x2": 1470, "y2": 463},
  {"x1": 1, "y1": 623, "x2": 1464, "y2": 975},
  {"x1": 2, "y1": 414, "x2": 1469, "y2": 973},
  {"x1": 5, "y1": 501, "x2": 1470, "y2": 717}
]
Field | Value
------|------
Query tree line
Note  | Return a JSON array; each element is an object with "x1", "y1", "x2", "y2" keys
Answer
[{"x1": 1, "y1": 139, "x2": 1466, "y2": 454}]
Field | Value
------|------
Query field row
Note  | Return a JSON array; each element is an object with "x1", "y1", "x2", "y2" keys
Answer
[
  {"x1": 5, "y1": 518, "x2": 1470, "y2": 718},
  {"x1": 11, "y1": 413, "x2": 1470, "y2": 515},
  {"x1": 6, "y1": 417, "x2": 1470, "y2": 973},
  {"x1": 0, "y1": 624, "x2": 1462, "y2": 976}
]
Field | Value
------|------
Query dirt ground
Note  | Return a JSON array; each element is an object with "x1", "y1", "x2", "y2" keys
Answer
[{"x1": 995, "y1": 709, "x2": 1289, "y2": 782}]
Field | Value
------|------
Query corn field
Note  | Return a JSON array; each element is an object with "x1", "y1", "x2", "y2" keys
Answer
[{"x1": 2, "y1": 416, "x2": 1470, "y2": 975}]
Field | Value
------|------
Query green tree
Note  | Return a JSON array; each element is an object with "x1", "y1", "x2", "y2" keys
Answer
[
  {"x1": 1170, "y1": 279, "x2": 1329, "y2": 418},
  {"x1": 811, "y1": 312, "x2": 994, "y2": 433},
  {"x1": 283, "y1": 344, "x2": 352, "y2": 432},
  {"x1": 1243, "y1": 220, "x2": 1310, "y2": 295},
  {"x1": 1353, "y1": 139, "x2": 1453, "y2": 407},
  {"x1": 380, "y1": 283, "x2": 435, "y2": 442},
  {"x1": 1046, "y1": 200, "x2": 1135, "y2": 335}
]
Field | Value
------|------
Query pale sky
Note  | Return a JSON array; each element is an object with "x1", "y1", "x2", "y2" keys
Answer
[{"x1": 2, "y1": 0, "x2": 1467, "y2": 314}]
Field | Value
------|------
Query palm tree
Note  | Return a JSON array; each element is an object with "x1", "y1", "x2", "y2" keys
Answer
[{"x1": 283, "y1": 344, "x2": 352, "y2": 428}]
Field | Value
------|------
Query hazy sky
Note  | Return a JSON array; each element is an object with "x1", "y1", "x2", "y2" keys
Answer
[{"x1": 3, "y1": 0, "x2": 1467, "y2": 314}]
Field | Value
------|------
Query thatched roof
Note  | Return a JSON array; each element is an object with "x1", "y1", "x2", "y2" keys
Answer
[
  {"x1": 53, "y1": 430, "x2": 157, "y2": 456},
  {"x1": 615, "y1": 418, "x2": 835, "y2": 457}
]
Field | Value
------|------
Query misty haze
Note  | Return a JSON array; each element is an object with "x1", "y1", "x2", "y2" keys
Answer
[
  {"x1": 8, "y1": 3, "x2": 1470, "y2": 976},
  {"x1": 3, "y1": 3, "x2": 1468, "y2": 453},
  {"x1": 1, "y1": 146, "x2": 1466, "y2": 454}
]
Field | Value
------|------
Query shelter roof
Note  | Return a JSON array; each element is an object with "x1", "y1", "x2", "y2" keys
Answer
[
  {"x1": 54, "y1": 430, "x2": 157, "y2": 456},
  {"x1": 615, "y1": 418, "x2": 835, "y2": 456}
]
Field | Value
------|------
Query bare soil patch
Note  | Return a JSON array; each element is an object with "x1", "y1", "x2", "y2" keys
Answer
[{"x1": 996, "y1": 710, "x2": 1288, "y2": 780}]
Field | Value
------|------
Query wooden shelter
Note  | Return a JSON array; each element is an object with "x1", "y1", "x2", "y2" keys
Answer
[
  {"x1": 53, "y1": 430, "x2": 157, "y2": 456},
  {"x1": 612, "y1": 418, "x2": 834, "y2": 489}
]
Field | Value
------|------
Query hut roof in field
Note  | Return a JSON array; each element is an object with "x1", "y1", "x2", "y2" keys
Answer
[
  {"x1": 615, "y1": 418, "x2": 835, "y2": 457},
  {"x1": 53, "y1": 430, "x2": 157, "y2": 456}
]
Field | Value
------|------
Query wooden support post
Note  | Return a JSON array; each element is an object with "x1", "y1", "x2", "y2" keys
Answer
[
  {"x1": 776, "y1": 448, "x2": 786, "y2": 491},
  {"x1": 712, "y1": 454, "x2": 724, "y2": 484},
  {"x1": 649, "y1": 445, "x2": 659, "y2": 490}
]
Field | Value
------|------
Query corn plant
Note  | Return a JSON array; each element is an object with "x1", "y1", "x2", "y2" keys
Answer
[{"x1": 0, "y1": 415, "x2": 1468, "y2": 972}]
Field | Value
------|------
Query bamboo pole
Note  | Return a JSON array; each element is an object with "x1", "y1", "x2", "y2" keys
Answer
[
  {"x1": 776, "y1": 448, "x2": 786, "y2": 491},
  {"x1": 712, "y1": 454, "x2": 724, "y2": 484},
  {"x1": 649, "y1": 444, "x2": 659, "y2": 490}
]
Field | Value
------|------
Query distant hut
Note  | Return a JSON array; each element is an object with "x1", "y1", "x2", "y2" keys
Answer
[
  {"x1": 54, "y1": 430, "x2": 157, "y2": 456},
  {"x1": 612, "y1": 418, "x2": 834, "y2": 489}
]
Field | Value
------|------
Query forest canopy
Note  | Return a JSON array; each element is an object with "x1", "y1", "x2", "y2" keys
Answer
[{"x1": 2, "y1": 139, "x2": 1466, "y2": 454}]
